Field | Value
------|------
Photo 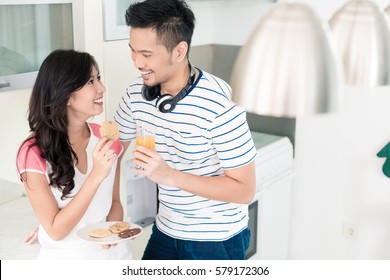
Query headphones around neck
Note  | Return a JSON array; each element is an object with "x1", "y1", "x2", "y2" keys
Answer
[{"x1": 141, "y1": 64, "x2": 196, "y2": 113}]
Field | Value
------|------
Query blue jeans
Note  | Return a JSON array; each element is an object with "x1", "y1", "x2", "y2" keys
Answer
[{"x1": 142, "y1": 224, "x2": 250, "y2": 260}]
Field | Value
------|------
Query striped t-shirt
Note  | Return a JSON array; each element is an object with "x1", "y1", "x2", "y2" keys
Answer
[{"x1": 114, "y1": 68, "x2": 257, "y2": 241}]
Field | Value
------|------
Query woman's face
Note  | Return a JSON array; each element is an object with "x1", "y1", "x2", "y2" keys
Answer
[{"x1": 67, "y1": 67, "x2": 106, "y2": 122}]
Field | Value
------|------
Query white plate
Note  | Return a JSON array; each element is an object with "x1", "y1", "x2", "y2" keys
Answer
[{"x1": 77, "y1": 221, "x2": 143, "y2": 244}]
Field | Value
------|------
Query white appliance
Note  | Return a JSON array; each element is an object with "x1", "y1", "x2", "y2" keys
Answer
[
  {"x1": 125, "y1": 160, "x2": 157, "y2": 227},
  {"x1": 247, "y1": 131, "x2": 294, "y2": 260}
]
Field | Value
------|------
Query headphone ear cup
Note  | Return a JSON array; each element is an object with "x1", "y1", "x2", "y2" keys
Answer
[
  {"x1": 141, "y1": 85, "x2": 160, "y2": 101},
  {"x1": 156, "y1": 94, "x2": 175, "y2": 113}
]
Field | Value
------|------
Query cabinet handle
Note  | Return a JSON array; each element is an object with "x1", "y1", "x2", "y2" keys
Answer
[{"x1": 0, "y1": 82, "x2": 11, "y2": 89}]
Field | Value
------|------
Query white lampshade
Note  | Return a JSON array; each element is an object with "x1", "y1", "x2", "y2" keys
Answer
[
  {"x1": 231, "y1": 3, "x2": 343, "y2": 118},
  {"x1": 329, "y1": 0, "x2": 390, "y2": 87}
]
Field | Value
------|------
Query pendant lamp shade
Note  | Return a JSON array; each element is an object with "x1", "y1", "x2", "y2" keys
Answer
[
  {"x1": 329, "y1": 0, "x2": 390, "y2": 87},
  {"x1": 231, "y1": 3, "x2": 343, "y2": 118}
]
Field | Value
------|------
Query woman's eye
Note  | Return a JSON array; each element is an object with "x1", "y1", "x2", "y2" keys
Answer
[
  {"x1": 97, "y1": 75, "x2": 101, "y2": 81},
  {"x1": 87, "y1": 79, "x2": 94, "y2": 85}
]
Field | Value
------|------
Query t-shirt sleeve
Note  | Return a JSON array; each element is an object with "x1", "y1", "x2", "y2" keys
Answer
[
  {"x1": 210, "y1": 104, "x2": 257, "y2": 170},
  {"x1": 17, "y1": 140, "x2": 47, "y2": 177},
  {"x1": 112, "y1": 139, "x2": 123, "y2": 157}
]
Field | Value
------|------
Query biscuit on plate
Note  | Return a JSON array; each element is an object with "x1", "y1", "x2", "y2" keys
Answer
[
  {"x1": 88, "y1": 228, "x2": 112, "y2": 238},
  {"x1": 109, "y1": 221, "x2": 130, "y2": 234},
  {"x1": 118, "y1": 228, "x2": 141, "y2": 238}
]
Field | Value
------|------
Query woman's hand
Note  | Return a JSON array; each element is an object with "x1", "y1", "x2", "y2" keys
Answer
[
  {"x1": 90, "y1": 137, "x2": 117, "y2": 182},
  {"x1": 24, "y1": 227, "x2": 39, "y2": 244},
  {"x1": 101, "y1": 243, "x2": 117, "y2": 249}
]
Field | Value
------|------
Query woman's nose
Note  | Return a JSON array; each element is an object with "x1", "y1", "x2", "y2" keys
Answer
[{"x1": 98, "y1": 80, "x2": 106, "y2": 93}]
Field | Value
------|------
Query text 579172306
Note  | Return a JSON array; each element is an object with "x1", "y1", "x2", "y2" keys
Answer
[{"x1": 215, "y1": 266, "x2": 269, "y2": 276}]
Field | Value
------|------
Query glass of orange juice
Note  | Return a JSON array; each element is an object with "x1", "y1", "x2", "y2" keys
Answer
[
  {"x1": 134, "y1": 126, "x2": 155, "y2": 169},
  {"x1": 136, "y1": 126, "x2": 155, "y2": 151}
]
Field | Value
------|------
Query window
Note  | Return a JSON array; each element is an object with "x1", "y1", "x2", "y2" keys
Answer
[
  {"x1": 103, "y1": 0, "x2": 136, "y2": 41},
  {"x1": 0, "y1": 0, "x2": 83, "y2": 92}
]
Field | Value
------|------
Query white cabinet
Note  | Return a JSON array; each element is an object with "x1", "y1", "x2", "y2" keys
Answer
[
  {"x1": 249, "y1": 131, "x2": 294, "y2": 259},
  {"x1": 256, "y1": 173, "x2": 293, "y2": 259}
]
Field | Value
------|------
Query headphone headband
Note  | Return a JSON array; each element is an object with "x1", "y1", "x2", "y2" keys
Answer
[{"x1": 171, "y1": 63, "x2": 196, "y2": 103}]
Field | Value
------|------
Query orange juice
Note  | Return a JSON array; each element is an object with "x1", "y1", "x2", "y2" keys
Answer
[{"x1": 136, "y1": 135, "x2": 155, "y2": 150}]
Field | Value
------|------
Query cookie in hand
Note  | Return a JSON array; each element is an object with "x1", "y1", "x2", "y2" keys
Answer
[{"x1": 100, "y1": 121, "x2": 119, "y2": 141}]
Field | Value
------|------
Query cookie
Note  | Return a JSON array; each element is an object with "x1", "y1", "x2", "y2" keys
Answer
[
  {"x1": 109, "y1": 221, "x2": 130, "y2": 234},
  {"x1": 88, "y1": 228, "x2": 112, "y2": 238},
  {"x1": 118, "y1": 228, "x2": 141, "y2": 238},
  {"x1": 100, "y1": 121, "x2": 119, "y2": 141}
]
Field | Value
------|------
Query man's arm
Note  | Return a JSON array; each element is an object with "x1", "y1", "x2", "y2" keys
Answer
[{"x1": 133, "y1": 145, "x2": 256, "y2": 204}]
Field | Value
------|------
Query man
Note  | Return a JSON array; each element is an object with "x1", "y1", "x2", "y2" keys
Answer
[{"x1": 114, "y1": 0, "x2": 257, "y2": 260}]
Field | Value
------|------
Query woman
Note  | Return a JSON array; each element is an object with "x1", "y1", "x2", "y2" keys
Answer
[{"x1": 17, "y1": 49, "x2": 133, "y2": 259}]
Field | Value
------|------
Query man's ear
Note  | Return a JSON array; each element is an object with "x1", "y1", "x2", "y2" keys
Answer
[{"x1": 175, "y1": 41, "x2": 189, "y2": 62}]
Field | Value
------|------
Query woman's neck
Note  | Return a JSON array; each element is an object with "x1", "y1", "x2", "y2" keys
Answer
[{"x1": 68, "y1": 122, "x2": 90, "y2": 146}]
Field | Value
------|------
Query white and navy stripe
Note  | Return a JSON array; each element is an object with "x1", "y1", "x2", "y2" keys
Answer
[{"x1": 114, "y1": 68, "x2": 257, "y2": 241}]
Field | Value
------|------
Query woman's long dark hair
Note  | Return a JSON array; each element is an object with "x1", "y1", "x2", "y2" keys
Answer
[{"x1": 18, "y1": 49, "x2": 98, "y2": 199}]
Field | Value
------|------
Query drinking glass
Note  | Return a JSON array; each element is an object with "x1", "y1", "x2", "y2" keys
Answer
[
  {"x1": 136, "y1": 126, "x2": 155, "y2": 151},
  {"x1": 134, "y1": 126, "x2": 155, "y2": 169}
]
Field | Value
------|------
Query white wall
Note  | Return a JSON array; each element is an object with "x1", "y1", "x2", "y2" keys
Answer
[
  {"x1": 192, "y1": 0, "x2": 274, "y2": 46},
  {"x1": 290, "y1": 86, "x2": 390, "y2": 259}
]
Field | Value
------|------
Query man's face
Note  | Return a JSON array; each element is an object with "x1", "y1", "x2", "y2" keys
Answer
[{"x1": 129, "y1": 27, "x2": 175, "y2": 87}]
